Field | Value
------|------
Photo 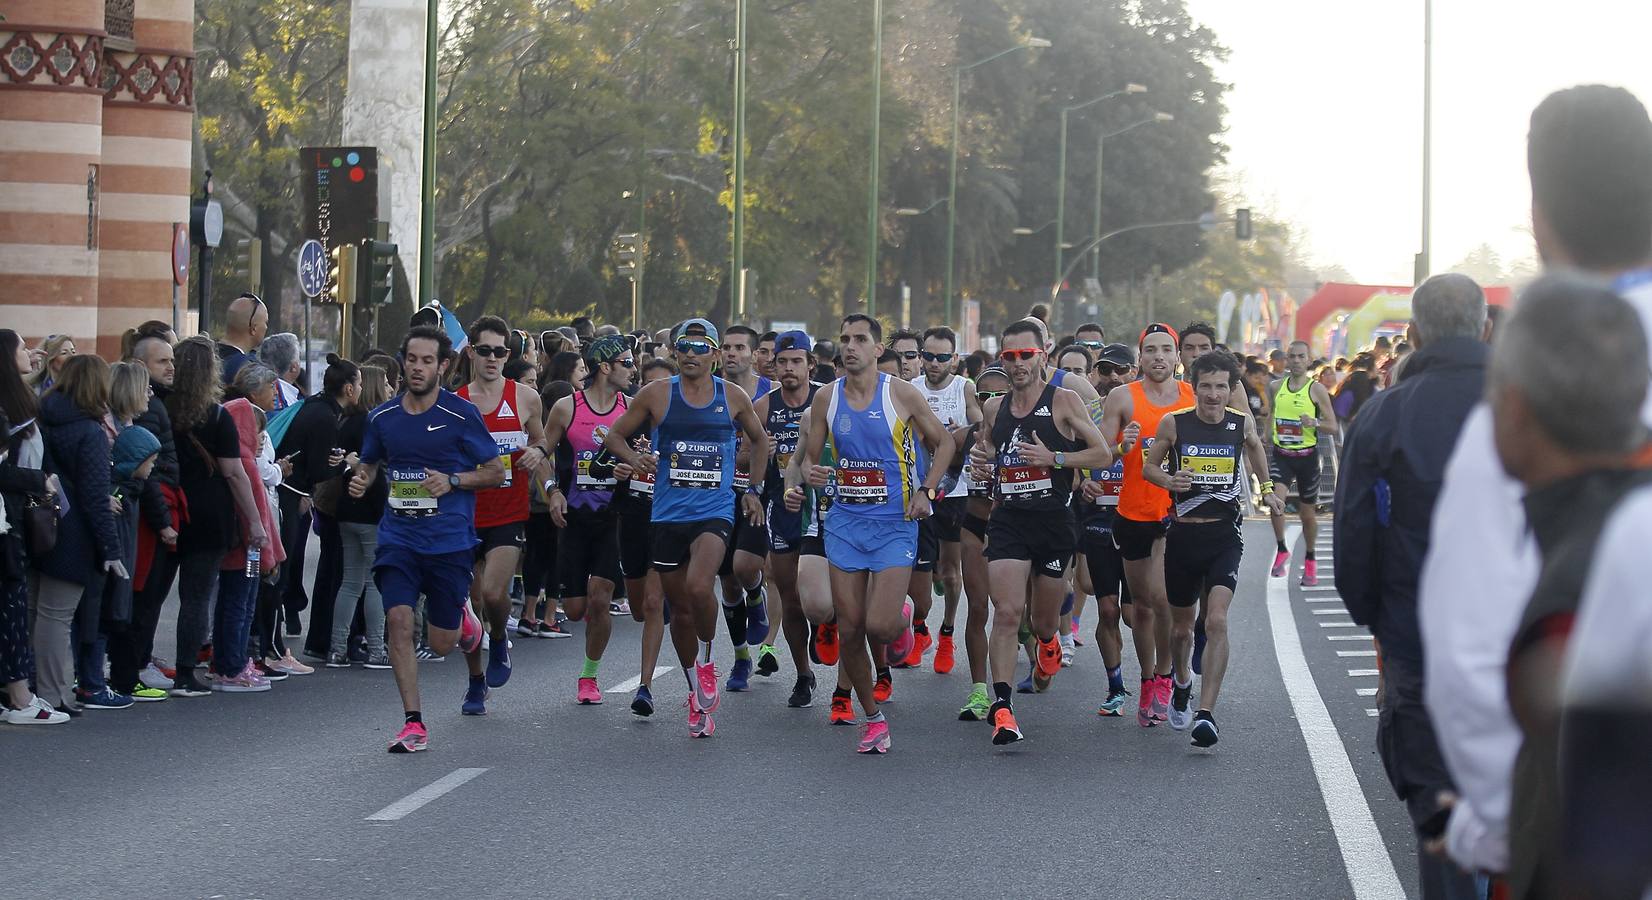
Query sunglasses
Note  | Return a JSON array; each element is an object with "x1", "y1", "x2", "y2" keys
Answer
[
  {"x1": 615, "y1": 358, "x2": 637, "y2": 369},
  {"x1": 977, "y1": 389, "x2": 1006, "y2": 402},
  {"x1": 473, "y1": 345, "x2": 510, "y2": 359},
  {"x1": 893, "y1": 350, "x2": 920, "y2": 360},
  {"x1": 998, "y1": 349, "x2": 1039, "y2": 362},
  {"x1": 1096, "y1": 363, "x2": 1129, "y2": 376},
  {"x1": 920, "y1": 351, "x2": 955, "y2": 363},
  {"x1": 676, "y1": 339, "x2": 715, "y2": 355},
  {"x1": 1075, "y1": 339, "x2": 1105, "y2": 350}
]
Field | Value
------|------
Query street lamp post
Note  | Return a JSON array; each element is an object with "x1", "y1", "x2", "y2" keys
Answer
[
  {"x1": 1054, "y1": 84, "x2": 1146, "y2": 292},
  {"x1": 865, "y1": 0, "x2": 883, "y2": 314},
  {"x1": 1088, "y1": 112, "x2": 1174, "y2": 282},
  {"x1": 731, "y1": 0, "x2": 748, "y2": 317},
  {"x1": 944, "y1": 36, "x2": 1050, "y2": 329}
]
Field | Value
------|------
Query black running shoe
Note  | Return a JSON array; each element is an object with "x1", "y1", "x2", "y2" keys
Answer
[
  {"x1": 788, "y1": 673, "x2": 816, "y2": 708},
  {"x1": 1190, "y1": 710, "x2": 1219, "y2": 747}
]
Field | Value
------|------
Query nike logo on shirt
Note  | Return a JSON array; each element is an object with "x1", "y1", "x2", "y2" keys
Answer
[{"x1": 427, "y1": 424, "x2": 446, "y2": 432}]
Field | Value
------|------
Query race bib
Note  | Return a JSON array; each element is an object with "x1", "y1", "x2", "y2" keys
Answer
[
  {"x1": 1180, "y1": 442, "x2": 1237, "y2": 489},
  {"x1": 997, "y1": 461, "x2": 1054, "y2": 498},
  {"x1": 1093, "y1": 459, "x2": 1125, "y2": 507},
  {"x1": 576, "y1": 449, "x2": 617, "y2": 489},
  {"x1": 834, "y1": 459, "x2": 889, "y2": 505},
  {"x1": 630, "y1": 467, "x2": 656, "y2": 497},
  {"x1": 1275, "y1": 420, "x2": 1306, "y2": 446},
  {"x1": 388, "y1": 467, "x2": 437, "y2": 517},
  {"x1": 1141, "y1": 436, "x2": 1170, "y2": 473},
  {"x1": 667, "y1": 442, "x2": 724, "y2": 489},
  {"x1": 733, "y1": 464, "x2": 751, "y2": 493}
]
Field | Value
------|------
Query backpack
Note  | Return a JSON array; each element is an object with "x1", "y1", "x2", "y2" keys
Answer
[{"x1": 266, "y1": 397, "x2": 305, "y2": 449}]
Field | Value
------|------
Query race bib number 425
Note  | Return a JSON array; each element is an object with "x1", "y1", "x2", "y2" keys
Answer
[{"x1": 1180, "y1": 442, "x2": 1237, "y2": 489}]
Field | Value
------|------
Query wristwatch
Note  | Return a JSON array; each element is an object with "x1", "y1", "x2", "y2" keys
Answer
[
  {"x1": 1054, "y1": 451, "x2": 1066, "y2": 469},
  {"x1": 448, "y1": 473, "x2": 462, "y2": 491},
  {"x1": 921, "y1": 485, "x2": 940, "y2": 502}
]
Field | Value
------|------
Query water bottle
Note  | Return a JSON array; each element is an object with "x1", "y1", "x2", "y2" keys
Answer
[{"x1": 245, "y1": 546, "x2": 261, "y2": 578}]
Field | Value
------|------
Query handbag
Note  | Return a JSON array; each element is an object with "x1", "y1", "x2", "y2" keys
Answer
[{"x1": 23, "y1": 493, "x2": 58, "y2": 557}]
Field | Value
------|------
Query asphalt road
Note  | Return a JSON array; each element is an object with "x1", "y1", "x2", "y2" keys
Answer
[{"x1": 0, "y1": 518, "x2": 1425, "y2": 900}]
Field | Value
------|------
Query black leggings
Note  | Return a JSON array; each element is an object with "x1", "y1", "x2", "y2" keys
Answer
[{"x1": 521, "y1": 511, "x2": 558, "y2": 605}]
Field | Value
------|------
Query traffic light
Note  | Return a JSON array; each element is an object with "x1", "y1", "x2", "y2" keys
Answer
[
  {"x1": 233, "y1": 237, "x2": 262, "y2": 296},
  {"x1": 614, "y1": 232, "x2": 640, "y2": 280},
  {"x1": 357, "y1": 239, "x2": 398, "y2": 306},
  {"x1": 1235, "y1": 208, "x2": 1253, "y2": 241},
  {"x1": 326, "y1": 244, "x2": 357, "y2": 306}
]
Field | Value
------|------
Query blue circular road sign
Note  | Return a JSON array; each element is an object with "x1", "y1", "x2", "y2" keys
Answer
[{"x1": 297, "y1": 239, "x2": 327, "y2": 298}]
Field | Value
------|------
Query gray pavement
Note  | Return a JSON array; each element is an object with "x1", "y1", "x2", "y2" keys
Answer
[{"x1": 0, "y1": 519, "x2": 1424, "y2": 900}]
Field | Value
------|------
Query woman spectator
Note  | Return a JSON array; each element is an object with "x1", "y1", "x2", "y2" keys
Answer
[
  {"x1": 362, "y1": 353, "x2": 400, "y2": 394},
  {"x1": 166, "y1": 337, "x2": 266, "y2": 697},
  {"x1": 503, "y1": 358, "x2": 538, "y2": 392},
  {"x1": 0, "y1": 331, "x2": 66, "y2": 724},
  {"x1": 108, "y1": 360, "x2": 150, "y2": 428},
  {"x1": 214, "y1": 366, "x2": 285, "y2": 692},
  {"x1": 544, "y1": 351, "x2": 587, "y2": 389},
  {"x1": 330, "y1": 364, "x2": 389, "y2": 668},
  {"x1": 29, "y1": 334, "x2": 75, "y2": 396},
  {"x1": 33, "y1": 355, "x2": 125, "y2": 711},
  {"x1": 285, "y1": 356, "x2": 353, "y2": 663},
  {"x1": 119, "y1": 320, "x2": 176, "y2": 362},
  {"x1": 1333, "y1": 352, "x2": 1379, "y2": 425}
]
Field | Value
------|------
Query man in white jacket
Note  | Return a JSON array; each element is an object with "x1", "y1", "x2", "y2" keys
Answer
[{"x1": 1420, "y1": 83, "x2": 1652, "y2": 878}]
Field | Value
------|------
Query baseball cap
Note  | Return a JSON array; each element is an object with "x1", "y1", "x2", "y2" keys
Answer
[
  {"x1": 1139, "y1": 322, "x2": 1180, "y2": 347},
  {"x1": 1098, "y1": 343, "x2": 1135, "y2": 368},
  {"x1": 673, "y1": 318, "x2": 721, "y2": 347},
  {"x1": 774, "y1": 330, "x2": 812, "y2": 355}
]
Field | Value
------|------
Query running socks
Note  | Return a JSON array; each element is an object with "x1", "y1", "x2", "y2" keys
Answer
[
  {"x1": 405, "y1": 711, "x2": 422, "y2": 725},
  {"x1": 721, "y1": 594, "x2": 745, "y2": 648},
  {"x1": 581, "y1": 657, "x2": 600, "y2": 678},
  {"x1": 832, "y1": 687, "x2": 851, "y2": 701},
  {"x1": 939, "y1": 624, "x2": 955, "y2": 637},
  {"x1": 1107, "y1": 665, "x2": 1124, "y2": 694},
  {"x1": 866, "y1": 711, "x2": 885, "y2": 724},
  {"x1": 1305, "y1": 549, "x2": 1316, "y2": 560},
  {"x1": 1276, "y1": 539, "x2": 1288, "y2": 553},
  {"x1": 913, "y1": 621, "x2": 930, "y2": 638},
  {"x1": 743, "y1": 573, "x2": 765, "y2": 605},
  {"x1": 698, "y1": 640, "x2": 714, "y2": 664},
  {"x1": 992, "y1": 682, "x2": 1013, "y2": 705}
]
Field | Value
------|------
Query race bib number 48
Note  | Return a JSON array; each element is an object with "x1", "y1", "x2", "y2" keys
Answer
[{"x1": 667, "y1": 442, "x2": 724, "y2": 489}]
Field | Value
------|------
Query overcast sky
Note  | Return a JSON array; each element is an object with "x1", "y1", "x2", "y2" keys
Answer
[{"x1": 1184, "y1": 0, "x2": 1652, "y2": 285}]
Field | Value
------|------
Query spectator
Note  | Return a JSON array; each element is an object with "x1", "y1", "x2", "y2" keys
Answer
[
  {"x1": 104, "y1": 421, "x2": 161, "y2": 702},
  {"x1": 28, "y1": 334, "x2": 75, "y2": 396},
  {"x1": 119, "y1": 320, "x2": 176, "y2": 362},
  {"x1": 33, "y1": 354, "x2": 124, "y2": 712},
  {"x1": 108, "y1": 360, "x2": 150, "y2": 428},
  {"x1": 330, "y1": 365, "x2": 389, "y2": 668},
  {"x1": 215, "y1": 371, "x2": 286, "y2": 692},
  {"x1": 362, "y1": 352, "x2": 401, "y2": 395},
  {"x1": 545, "y1": 351, "x2": 587, "y2": 388},
  {"x1": 1487, "y1": 274, "x2": 1650, "y2": 900},
  {"x1": 503, "y1": 358, "x2": 537, "y2": 391},
  {"x1": 218, "y1": 293, "x2": 268, "y2": 383},
  {"x1": 1333, "y1": 353, "x2": 1378, "y2": 424},
  {"x1": 166, "y1": 336, "x2": 266, "y2": 698},
  {"x1": 256, "y1": 332, "x2": 303, "y2": 410},
  {"x1": 285, "y1": 356, "x2": 354, "y2": 663},
  {"x1": 1333, "y1": 273, "x2": 1489, "y2": 900},
  {"x1": 1267, "y1": 348, "x2": 1285, "y2": 376}
]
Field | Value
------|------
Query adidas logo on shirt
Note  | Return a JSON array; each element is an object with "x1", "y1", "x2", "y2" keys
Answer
[{"x1": 1034, "y1": 406, "x2": 1052, "y2": 417}]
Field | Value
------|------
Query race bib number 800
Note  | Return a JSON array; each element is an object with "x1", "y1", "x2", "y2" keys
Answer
[{"x1": 388, "y1": 467, "x2": 437, "y2": 517}]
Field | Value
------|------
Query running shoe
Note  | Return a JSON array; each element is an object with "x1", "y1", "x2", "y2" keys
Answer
[
  {"x1": 208, "y1": 671, "x2": 268, "y2": 694},
  {"x1": 485, "y1": 638, "x2": 512, "y2": 688},
  {"x1": 933, "y1": 634, "x2": 955, "y2": 674},
  {"x1": 886, "y1": 599, "x2": 916, "y2": 663},
  {"x1": 1270, "y1": 549, "x2": 1289, "y2": 578},
  {"x1": 631, "y1": 685, "x2": 654, "y2": 717},
  {"x1": 1152, "y1": 675, "x2": 1172, "y2": 722},
  {"x1": 1033, "y1": 636, "x2": 1061, "y2": 691},
  {"x1": 125, "y1": 683, "x2": 168, "y2": 703},
  {"x1": 1136, "y1": 679, "x2": 1157, "y2": 727},
  {"x1": 693, "y1": 660, "x2": 720, "y2": 713},
  {"x1": 1192, "y1": 616, "x2": 1207, "y2": 675},
  {"x1": 1060, "y1": 635, "x2": 1076, "y2": 668},
  {"x1": 873, "y1": 669, "x2": 893, "y2": 703},
  {"x1": 458, "y1": 605, "x2": 484, "y2": 655},
  {"x1": 857, "y1": 718, "x2": 891, "y2": 754},
  {"x1": 755, "y1": 643, "x2": 779, "y2": 677},
  {"x1": 170, "y1": 672, "x2": 211, "y2": 698},
  {"x1": 903, "y1": 627, "x2": 931, "y2": 668},
  {"x1": 725, "y1": 657, "x2": 752, "y2": 692},
  {"x1": 1301, "y1": 558, "x2": 1319, "y2": 587},
  {"x1": 415, "y1": 645, "x2": 446, "y2": 661},
  {"x1": 744, "y1": 587, "x2": 769, "y2": 647},
  {"x1": 688, "y1": 697, "x2": 715, "y2": 738},
  {"x1": 325, "y1": 650, "x2": 351, "y2": 669},
  {"x1": 388, "y1": 720, "x2": 428, "y2": 754},
  {"x1": 271, "y1": 651, "x2": 315, "y2": 675},
  {"x1": 254, "y1": 661, "x2": 289, "y2": 682},
  {"x1": 1098, "y1": 685, "x2": 1130, "y2": 717},
  {"x1": 611, "y1": 599, "x2": 631, "y2": 616},
  {"x1": 828, "y1": 693, "x2": 855, "y2": 725},
  {"x1": 537, "y1": 620, "x2": 572, "y2": 639},
  {"x1": 1168, "y1": 680, "x2": 1194, "y2": 730},
  {"x1": 139, "y1": 662, "x2": 174, "y2": 691},
  {"x1": 576, "y1": 676, "x2": 603, "y2": 705},
  {"x1": 2, "y1": 695, "x2": 69, "y2": 725},
  {"x1": 788, "y1": 672, "x2": 816, "y2": 708},
  {"x1": 1016, "y1": 673, "x2": 1036, "y2": 694},
  {"x1": 515, "y1": 618, "x2": 541, "y2": 638},
  {"x1": 1191, "y1": 710, "x2": 1220, "y2": 748},
  {"x1": 364, "y1": 650, "x2": 392, "y2": 670},
  {"x1": 958, "y1": 684, "x2": 991, "y2": 721},
  {"x1": 989, "y1": 703, "x2": 1023, "y2": 745},
  {"x1": 462, "y1": 676, "x2": 489, "y2": 716},
  {"x1": 812, "y1": 621, "x2": 840, "y2": 666}
]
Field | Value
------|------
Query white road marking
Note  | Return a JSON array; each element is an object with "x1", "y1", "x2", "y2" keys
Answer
[
  {"x1": 1320, "y1": 622, "x2": 1361, "y2": 629},
  {"x1": 366, "y1": 768, "x2": 489, "y2": 823},
  {"x1": 1327, "y1": 634, "x2": 1372, "y2": 641},
  {"x1": 1365, "y1": 708, "x2": 1379, "y2": 717},
  {"x1": 1357, "y1": 688, "x2": 1377, "y2": 696},
  {"x1": 1312, "y1": 608, "x2": 1349, "y2": 615},
  {"x1": 1337, "y1": 650, "x2": 1378, "y2": 657},
  {"x1": 606, "y1": 667, "x2": 676, "y2": 694},
  {"x1": 1303, "y1": 585, "x2": 1340, "y2": 592},
  {"x1": 1348, "y1": 669, "x2": 1380, "y2": 677},
  {"x1": 1264, "y1": 525, "x2": 1404, "y2": 899},
  {"x1": 1305, "y1": 596, "x2": 1342, "y2": 603}
]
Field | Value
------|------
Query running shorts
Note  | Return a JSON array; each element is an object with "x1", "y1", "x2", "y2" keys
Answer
[
  {"x1": 824, "y1": 516, "x2": 918, "y2": 574},
  {"x1": 374, "y1": 546, "x2": 474, "y2": 631},
  {"x1": 652, "y1": 519, "x2": 733, "y2": 574},
  {"x1": 1164, "y1": 519, "x2": 1243, "y2": 608},
  {"x1": 558, "y1": 509, "x2": 622, "y2": 596},
  {"x1": 985, "y1": 506, "x2": 1074, "y2": 579},
  {"x1": 1111, "y1": 515, "x2": 1168, "y2": 562},
  {"x1": 1270, "y1": 449, "x2": 1321, "y2": 504}
]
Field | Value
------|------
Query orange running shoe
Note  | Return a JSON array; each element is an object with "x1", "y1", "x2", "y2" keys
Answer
[
  {"x1": 1032, "y1": 636, "x2": 1061, "y2": 691},
  {"x1": 813, "y1": 621, "x2": 840, "y2": 667},
  {"x1": 990, "y1": 703, "x2": 1024, "y2": 745},
  {"x1": 902, "y1": 628, "x2": 930, "y2": 668},
  {"x1": 828, "y1": 693, "x2": 855, "y2": 725},
  {"x1": 873, "y1": 670, "x2": 893, "y2": 703},
  {"x1": 932, "y1": 634, "x2": 955, "y2": 674}
]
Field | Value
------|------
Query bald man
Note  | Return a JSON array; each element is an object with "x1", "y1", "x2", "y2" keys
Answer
[{"x1": 220, "y1": 292, "x2": 269, "y2": 384}]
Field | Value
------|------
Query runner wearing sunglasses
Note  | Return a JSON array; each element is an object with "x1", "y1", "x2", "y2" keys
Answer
[
  {"x1": 455, "y1": 316, "x2": 552, "y2": 714},
  {"x1": 1075, "y1": 343, "x2": 1138, "y2": 716},
  {"x1": 602, "y1": 319, "x2": 769, "y2": 739},
  {"x1": 954, "y1": 367, "x2": 1009, "y2": 721},
  {"x1": 717, "y1": 325, "x2": 773, "y2": 691}
]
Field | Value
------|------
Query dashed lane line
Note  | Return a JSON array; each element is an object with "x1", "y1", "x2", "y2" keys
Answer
[
  {"x1": 366, "y1": 768, "x2": 489, "y2": 823},
  {"x1": 1337, "y1": 650, "x2": 1379, "y2": 657},
  {"x1": 606, "y1": 667, "x2": 676, "y2": 694},
  {"x1": 1348, "y1": 669, "x2": 1380, "y2": 677}
]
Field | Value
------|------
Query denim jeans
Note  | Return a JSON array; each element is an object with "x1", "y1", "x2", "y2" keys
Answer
[
  {"x1": 175, "y1": 548, "x2": 220, "y2": 672},
  {"x1": 212, "y1": 568, "x2": 257, "y2": 677},
  {"x1": 331, "y1": 521, "x2": 385, "y2": 655}
]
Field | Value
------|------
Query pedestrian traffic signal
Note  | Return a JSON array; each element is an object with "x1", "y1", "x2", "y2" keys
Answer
[
  {"x1": 614, "y1": 232, "x2": 640, "y2": 280},
  {"x1": 234, "y1": 237, "x2": 262, "y2": 296},
  {"x1": 326, "y1": 244, "x2": 356, "y2": 306},
  {"x1": 1235, "y1": 208, "x2": 1253, "y2": 241},
  {"x1": 357, "y1": 239, "x2": 398, "y2": 306}
]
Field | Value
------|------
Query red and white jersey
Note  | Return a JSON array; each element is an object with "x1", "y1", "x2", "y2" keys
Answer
[{"x1": 457, "y1": 379, "x2": 530, "y2": 527}]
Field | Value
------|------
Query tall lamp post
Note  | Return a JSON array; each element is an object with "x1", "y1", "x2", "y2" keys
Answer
[
  {"x1": 1416, "y1": 0, "x2": 1433, "y2": 285},
  {"x1": 731, "y1": 0, "x2": 749, "y2": 317},
  {"x1": 1088, "y1": 112, "x2": 1174, "y2": 280},
  {"x1": 943, "y1": 36, "x2": 1051, "y2": 328},
  {"x1": 865, "y1": 0, "x2": 884, "y2": 314},
  {"x1": 1054, "y1": 84, "x2": 1146, "y2": 288}
]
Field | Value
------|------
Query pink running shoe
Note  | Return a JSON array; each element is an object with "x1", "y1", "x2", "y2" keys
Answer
[
  {"x1": 688, "y1": 698, "x2": 716, "y2": 738},
  {"x1": 388, "y1": 720, "x2": 428, "y2": 753},
  {"x1": 1151, "y1": 675, "x2": 1171, "y2": 722},
  {"x1": 458, "y1": 604, "x2": 483, "y2": 654},
  {"x1": 886, "y1": 599, "x2": 916, "y2": 663},
  {"x1": 1137, "y1": 680, "x2": 1158, "y2": 727},
  {"x1": 693, "y1": 660, "x2": 720, "y2": 714},
  {"x1": 1270, "y1": 550, "x2": 1290, "y2": 578},
  {"x1": 576, "y1": 677, "x2": 603, "y2": 705},
  {"x1": 1301, "y1": 559, "x2": 1319, "y2": 587},
  {"x1": 857, "y1": 718, "x2": 891, "y2": 754}
]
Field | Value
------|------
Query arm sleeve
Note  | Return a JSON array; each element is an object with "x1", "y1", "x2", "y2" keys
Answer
[
  {"x1": 1332, "y1": 408, "x2": 1381, "y2": 626},
  {"x1": 0, "y1": 462, "x2": 48, "y2": 496},
  {"x1": 138, "y1": 474, "x2": 170, "y2": 532}
]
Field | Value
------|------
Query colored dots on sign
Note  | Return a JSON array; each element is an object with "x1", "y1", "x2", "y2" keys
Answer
[
  {"x1": 346, "y1": 152, "x2": 360, "y2": 165},
  {"x1": 332, "y1": 157, "x2": 343, "y2": 167},
  {"x1": 349, "y1": 167, "x2": 366, "y2": 183}
]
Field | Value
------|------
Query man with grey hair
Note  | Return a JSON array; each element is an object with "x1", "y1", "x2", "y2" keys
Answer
[
  {"x1": 257, "y1": 332, "x2": 303, "y2": 410},
  {"x1": 1332, "y1": 271, "x2": 1491, "y2": 900},
  {"x1": 1489, "y1": 273, "x2": 1652, "y2": 899}
]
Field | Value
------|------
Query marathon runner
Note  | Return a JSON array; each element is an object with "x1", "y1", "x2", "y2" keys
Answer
[
  {"x1": 1143, "y1": 350, "x2": 1281, "y2": 747},
  {"x1": 1076, "y1": 342, "x2": 1137, "y2": 716},
  {"x1": 1100, "y1": 323, "x2": 1195, "y2": 727},
  {"x1": 716, "y1": 325, "x2": 773, "y2": 691},
  {"x1": 541, "y1": 335, "x2": 633, "y2": 705},
  {"x1": 351, "y1": 326, "x2": 504, "y2": 753},
  {"x1": 614, "y1": 357, "x2": 675, "y2": 716},
  {"x1": 882, "y1": 329, "x2": 939, "y2": 668},
  {"x1": 455, "y1": 316, "x2": 550, "y2": 714},
  {"x1": 602, "y1": 319, "x2": 769, "y2": 739},
  {"x1": 954, "y1": 367, "x2": 1009, "y2": 721},
  {"x1": 800, "y1": 314, "x2": 954, "y2": 753},
  {"x1": 973, "y1": 319, "x2": 1112, "y2": 745},
  {"x1": 780, "y1": 397, "x2": 855, "y2": 723},
  {"x1": 907, "y1": 326, "x2": 980, "y2": 674},
  {"x1": 754, "y1": 330, "x2": 821, "y2": 707},
  {"x1": 1267, "y1": 340, "x2": 1339, "y2": 586}
]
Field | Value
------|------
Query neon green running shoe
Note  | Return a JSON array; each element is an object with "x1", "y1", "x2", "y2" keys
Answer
[
  {"x1": 126, "y1": 683, "x2": 169, "y2": 703},
  {"x1": 755, "y1": 643, "x2": 780, "y2": 677},
  {"x1": 958, "y1": 684, "x2": 991, "y2": 722}
]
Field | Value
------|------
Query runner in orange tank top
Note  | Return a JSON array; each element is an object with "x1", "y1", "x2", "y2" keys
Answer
[{"x1": 1099, "y1": 323, "x2": 1193, "y2": 727}]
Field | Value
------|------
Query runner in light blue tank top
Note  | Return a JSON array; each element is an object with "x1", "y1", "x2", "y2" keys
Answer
[{"x1": 653, "y1": 376, "x2": 737, "y2": 525}]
